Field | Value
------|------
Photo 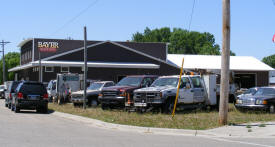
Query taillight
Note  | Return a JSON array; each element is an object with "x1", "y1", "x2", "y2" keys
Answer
[
  {"x1": 43, "y1": 94, "x2": 48, "y2": 99},
  {"x1": 17, "y1": 92, "x2": 23, "y2": 99}
]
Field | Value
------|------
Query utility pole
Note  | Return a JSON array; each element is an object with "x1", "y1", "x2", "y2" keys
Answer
[
  {"x1": 83, "y1": 26, "x2": 87, "y2": 109},
  {"x1": 219, "y1": 0, "x2": 230, "y2": 125},
  {"x1": 0, "y1": 40, "x2": 10, "y2": 83}
]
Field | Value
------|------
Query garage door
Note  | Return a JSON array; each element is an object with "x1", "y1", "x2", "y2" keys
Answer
[{"x1": 234, "y1": 74, "x2": 256, "y2": 88}]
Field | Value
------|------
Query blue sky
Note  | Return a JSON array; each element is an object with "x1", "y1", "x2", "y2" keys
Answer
[{"x1": 1, "y1": 0, "x2": 274, "y2": 60}]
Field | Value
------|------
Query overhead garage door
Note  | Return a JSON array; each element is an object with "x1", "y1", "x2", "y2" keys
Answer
[{"x1": 234, "y1": 74, "x2": 256, "y2": 89}]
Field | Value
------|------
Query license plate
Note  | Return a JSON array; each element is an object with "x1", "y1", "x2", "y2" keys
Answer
[
  {"x1": 134, "y1": 103, "x2": 147, "y2": 107},
  {"x1": 28, "y1": 95, "x2": 39, "y2": 100}
]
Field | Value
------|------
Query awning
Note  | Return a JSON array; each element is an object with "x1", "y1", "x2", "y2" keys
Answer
[{"x1": 8, "y1": 60, "x2": 160, "y2": 72}]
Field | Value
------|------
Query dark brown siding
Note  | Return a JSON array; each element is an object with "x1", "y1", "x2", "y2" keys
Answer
[
  {"x1": 33, "y1": 38, "x2": 99, "y2": 61},
  {"x1": 116, "y1": 41, "x2": 167, "y2": 61},
  {"x1": 21, "y1": 41, "x2": 33, "y2": 65},
  {"x1": 234, "y1": 71, "x2": 269, "y2": 87},
  {"x1": 51, "y1": 42, "x2": 165, "y2": 63}
]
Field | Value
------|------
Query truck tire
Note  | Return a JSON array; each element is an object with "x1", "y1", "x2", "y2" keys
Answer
[
  {"x1": 42, "y1": 105, "x2": 48, "y2": 114},
  {"x1": 90, "y1": 99, "x2": 98, "y2": 107},
  {"x1": 101, "y1": 104, "x2": 108, "y2": 110},
  {"x1": 162, "y1": 98, "x2": 175, "y2": 114},
  {"x1": 14, "y1": 105, "x2": 20, "y2": 113}
]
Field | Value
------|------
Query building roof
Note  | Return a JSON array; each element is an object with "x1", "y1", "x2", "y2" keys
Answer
[
  {"x1": 8, "y1": 61, "x2": 159, "y2": 72},
  {"x1": 167, "y1": 54, "x2": 273, "y2": 71}
]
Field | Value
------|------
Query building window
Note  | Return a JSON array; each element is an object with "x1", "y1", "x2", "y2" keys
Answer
[
  {"x1": 61, "y1": 67, "x2": 69, "y2": 73},
  {"x1": 45, "y1": 66, "x2": 54, "y2": 72}
]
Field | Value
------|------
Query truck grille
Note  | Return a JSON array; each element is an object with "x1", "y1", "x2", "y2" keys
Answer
[
  {"x1": 135, "y1": 92, "x2": 159, "y2": 103},
  {"x1": 103, "y1": 91, "x2": 118, "y2": 97}
]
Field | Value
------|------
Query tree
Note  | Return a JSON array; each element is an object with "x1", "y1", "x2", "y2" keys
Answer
[
  {"x1": 262, "y1": 54, "x2": 275, "y2": 68},
  {"x1": 132, "y1": 27, "x2": 236, "y2": 56},
  {"x1": 0, "y1": 52, "x2": 20, "y2": 84}
]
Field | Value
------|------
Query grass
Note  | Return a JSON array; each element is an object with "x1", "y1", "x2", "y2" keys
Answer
[{"x1": 48, "y1": 103, "x2": 275, "y2": 130}]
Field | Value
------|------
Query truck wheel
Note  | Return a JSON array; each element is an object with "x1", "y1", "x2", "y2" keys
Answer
[
  {"x1": 162, "y1": 98, "x2": 174, "y2": 114},
  {"x1": 101, "y1": 104, "x2": 108, "y2": 110},
  {"x1": 91, "y1": 99, "x2": 98, "y2": 107},
  {"x1": 270, "y1": 105, "x2": 275, "y2": 113},
  {"x1": 42, "y1": 105, "x2": 48, "y2": 114}
]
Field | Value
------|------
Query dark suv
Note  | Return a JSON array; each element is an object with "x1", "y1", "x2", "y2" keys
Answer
[
  {"x1": 11, "y1": 81, "x2": 49, "y2": 113},
  {"x1": 5, "y1": 81, "x2": 21, "y2": 109},
  {"x1": 98, "y1": 75, "x2": 158, "y2": 109}
]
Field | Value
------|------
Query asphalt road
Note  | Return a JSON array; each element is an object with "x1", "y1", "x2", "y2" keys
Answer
[{"x1": 0, "y1": 99, "x2": 274, "y2": 147}]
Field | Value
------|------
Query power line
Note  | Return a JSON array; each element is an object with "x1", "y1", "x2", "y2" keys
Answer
[
  {"x1": 188, "y1": 0, "x2": 196, "y2": 31},
  {"x1": 51, "y1": 0, "x2": 99, "y2": 35}
]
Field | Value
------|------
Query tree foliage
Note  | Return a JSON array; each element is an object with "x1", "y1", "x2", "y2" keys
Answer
[
  {"x1": 262, "y1": 54, "x2": 275, "y2": 68},
  {"x1": 0, "y1": 52, "x2": 20, "y2": 84},
  {"x1": 132, "y1": 27, "x2": 235, "y2": 55}
]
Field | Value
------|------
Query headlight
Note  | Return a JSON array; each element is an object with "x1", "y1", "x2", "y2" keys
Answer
[
  {"x1": 156, "y1": 92, "x2": 162, "y2": 98},
  {"x1": 236, "y1": 99, "x2": 243, "y2": 104},
  {"x1": 255, "y1": 99, "x2": 267, "y2": 105}
]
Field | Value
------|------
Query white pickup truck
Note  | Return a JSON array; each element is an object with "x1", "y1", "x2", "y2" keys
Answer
[{"x1": 133, "y1": 74, "x2": 223, "y2": 113}]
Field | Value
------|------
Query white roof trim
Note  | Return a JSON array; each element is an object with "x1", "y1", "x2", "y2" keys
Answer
[
  {"x1": 167, "y1": 54, "x2": 274, "y2": 71},
  {"x1": 8, "y1": 63, "x2": 33, "y2": 72},
  {"x1": 17, "y1": 38, "x2": 33, "y2": 47},
  {"x1": 8, "y1": 61, "x2": 159, "y2": 72}
]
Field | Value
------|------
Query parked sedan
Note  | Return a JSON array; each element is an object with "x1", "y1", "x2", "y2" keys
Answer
[
  {"x1": 11, "y1": 81, "x2": 48, "y2": 113},
  {"x1": 5, "y1": 81, "x2": 21, "y2": 108},
  {"x1": 235, "y1": 87, "x2": 275, "y2": 113},
  {"x1": 237, "y1": 87, "x2": 259, "y2": 99}
]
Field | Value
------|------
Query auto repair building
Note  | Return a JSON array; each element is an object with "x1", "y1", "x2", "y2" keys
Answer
[
  {"x1": 9, "y1": 38, "x2": 273, "y2": 88},
  {"x1": 9, "y1": 38, "x2": 180, "y2": 83}
]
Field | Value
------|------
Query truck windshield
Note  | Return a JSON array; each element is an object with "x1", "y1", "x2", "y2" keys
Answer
[
  {"x1": 88, "y1": 83, "x2": 103, "y2": 90},
  {"x1": 151, "y1": 78, "x2": 179, "y2": 87},
  {"x1": 116, "y1": 77, "x2": 143, "y2": 87},
  {"x1": 254, "y1": 88, "x2": 275, "y2": 96}
]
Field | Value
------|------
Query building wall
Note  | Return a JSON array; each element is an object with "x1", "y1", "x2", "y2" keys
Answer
[{"x1": 234, "y1": 70, "x2": 269, "y2": 87}]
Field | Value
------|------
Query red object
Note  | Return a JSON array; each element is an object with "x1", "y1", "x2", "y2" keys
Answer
[
  {"x1": 43, "y1": 94, "x2": 48, "y2": 99},
  {"x1": 17, "y1": 93, "x2": 23, "y2": 99},
  {"x1": 273, "y1": 34, "x2": 275, "y2": 42},
  {"x1": 9, "y1": 93, "x2": 11, "y2": 99}
]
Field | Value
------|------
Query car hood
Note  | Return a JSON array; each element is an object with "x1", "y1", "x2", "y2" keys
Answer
[
  {"x1": 135, "y1": 86, "x2": 175, "y2": 93},
  {"x1": 239, "y1": 95, "x2": 275, "y2": 100},
  {"x1": 102, "y1": 86, "x2": 139, "y2": 92}
]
